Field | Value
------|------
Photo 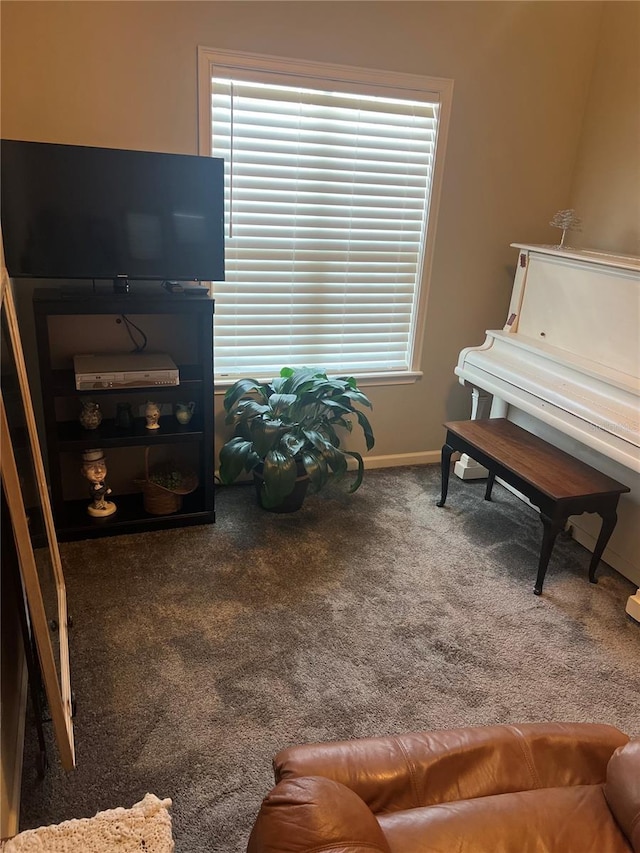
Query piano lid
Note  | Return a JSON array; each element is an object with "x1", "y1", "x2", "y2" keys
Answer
[
  {"x1": 456, "y1": 244, "x2": 640, "y2": 473},
  {"x1": 511, "y1": 243, "x2": 640, "y2": 274}
]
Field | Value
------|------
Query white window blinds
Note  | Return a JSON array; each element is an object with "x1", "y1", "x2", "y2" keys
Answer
[{"x1": 210, "y1": 75, "x2": 440, "y2": 378}]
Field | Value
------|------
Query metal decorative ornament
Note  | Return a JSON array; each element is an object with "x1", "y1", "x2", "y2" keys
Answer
[{"x1": 550, "y1": 209, "x2": 582, "y2": 249}]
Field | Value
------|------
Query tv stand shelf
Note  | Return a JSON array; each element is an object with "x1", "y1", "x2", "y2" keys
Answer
[
  {"x1": 58, "y1": 488, "x2": 209, "y2": 539},
  {"x1": 56, "y1": 415, "x2": 204, "y2": 451},
  {"x1": 33, "y1": 288, "x2": 215, "y2": 541}
]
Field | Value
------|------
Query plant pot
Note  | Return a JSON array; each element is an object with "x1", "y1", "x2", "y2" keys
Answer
[{"x1": 253, "y1": 464, "x2": 310, "y2": 513}]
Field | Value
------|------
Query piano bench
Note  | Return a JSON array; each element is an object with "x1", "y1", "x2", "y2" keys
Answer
[{"x1": 436, "y1": 418, "x2": 630, "y2": 595}]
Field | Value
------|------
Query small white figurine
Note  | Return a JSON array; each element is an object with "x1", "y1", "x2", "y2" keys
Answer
[
  {"x1": 145, "y1": 401, "x2": 161, "y2": 430},
  {"x1": 81, "y1": 448, "x2": 116, "y2": 517}
]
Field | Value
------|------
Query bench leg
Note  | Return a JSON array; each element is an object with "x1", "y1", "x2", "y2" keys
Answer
[
  {"x1": 588, "y1": 511, "x2": 618, "y2": 584},
  {"x1": 436, "y1": 443, "x2": 454, "y2": 507},
  {"x1": 534, "y1": 514, "x2": 565, "y2": 595},
  {"x1": 484, "y1": 471, "x2": 496, "y2": 501}
]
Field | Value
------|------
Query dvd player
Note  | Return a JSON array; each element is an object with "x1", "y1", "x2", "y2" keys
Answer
[{"x1": 74, "y1": 352, "x2": 179, "y2": 390}]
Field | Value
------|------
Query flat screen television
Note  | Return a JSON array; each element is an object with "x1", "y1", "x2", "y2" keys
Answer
[{"x1": 0, "y1": 139, "x2": 225, "y2": 283}]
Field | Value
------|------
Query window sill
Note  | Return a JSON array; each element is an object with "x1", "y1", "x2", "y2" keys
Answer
[{"x1": 214, "y1": 370, "x2": 423, "y2": 394}]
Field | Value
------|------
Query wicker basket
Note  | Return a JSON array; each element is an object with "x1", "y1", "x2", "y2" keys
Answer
[{"x1": 139, "y1": 447, "x2": 198, "y2": 516}]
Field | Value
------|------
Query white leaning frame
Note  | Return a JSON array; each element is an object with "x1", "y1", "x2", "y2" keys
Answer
[{"x1": 0, "y1": 251, "x2": 75, "y2": 770}]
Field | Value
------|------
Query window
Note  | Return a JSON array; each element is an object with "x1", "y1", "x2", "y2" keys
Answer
[{"x1": 198, "y1": 48, "x2": 452, "y2": 382}]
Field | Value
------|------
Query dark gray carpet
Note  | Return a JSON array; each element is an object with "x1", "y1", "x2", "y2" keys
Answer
[{"x1": 19, "y1": 465, "x2": 639, "y2": 851}]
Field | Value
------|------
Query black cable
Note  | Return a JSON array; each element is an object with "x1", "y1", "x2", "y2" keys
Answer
[{"x1": 120, "y1": 314, "x2": 148, "y2": 352}]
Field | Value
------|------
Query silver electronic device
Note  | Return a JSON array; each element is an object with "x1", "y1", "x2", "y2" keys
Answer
[{"x1": 73, "y1": 352, "x2": 180, "y2": 390}]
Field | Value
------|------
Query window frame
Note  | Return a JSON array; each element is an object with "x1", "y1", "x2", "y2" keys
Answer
[{"x1": 197, "y1": 46, "x2": 453, "y2": 388}]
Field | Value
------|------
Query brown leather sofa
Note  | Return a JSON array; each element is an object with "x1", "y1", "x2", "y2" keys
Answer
[{"x1": 247, "y1": 722, "x2": 639, "y2": 852}]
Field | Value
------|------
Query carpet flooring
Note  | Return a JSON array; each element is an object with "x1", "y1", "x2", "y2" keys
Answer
[{"x1": 19, "y1": 465, "x2": 639, "y2": 851}]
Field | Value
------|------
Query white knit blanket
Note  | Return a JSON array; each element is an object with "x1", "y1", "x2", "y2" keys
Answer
[{"x1": 1, "y1": 793, "x2": 174, "y2": 852}]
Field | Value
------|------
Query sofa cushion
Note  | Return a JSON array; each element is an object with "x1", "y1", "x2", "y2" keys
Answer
[
  {"x1": 377, "y1": 784, "x2": 631, "y2": 853},
  {"x1": 274, "y1": 723, "x2": 628, "y2": 814}
]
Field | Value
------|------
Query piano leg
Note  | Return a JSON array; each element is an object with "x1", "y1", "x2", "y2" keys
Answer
[
  {"x1": 535, "y1": 513, "x2": 565, "y2": 595},
  {"x1": 588, "y1": 507, "x2": 619, "y2": 584},
  {"x1": 436, "y1": 443, "x2": 454, "y2": 507}
]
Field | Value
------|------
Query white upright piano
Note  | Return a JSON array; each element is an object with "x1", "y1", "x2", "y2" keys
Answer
[{"x1": 455, "y1": 244, "x2": 640, "y2": 620}]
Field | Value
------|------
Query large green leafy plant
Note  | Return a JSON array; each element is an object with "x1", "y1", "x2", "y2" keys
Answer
[{"x1": 219, "y1": 367, "x2": 375, "y2": 509}]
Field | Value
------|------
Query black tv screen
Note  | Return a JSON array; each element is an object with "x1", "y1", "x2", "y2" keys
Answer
[{"x1": 0, "y1": 140, "x2": 225, "y2": 282}]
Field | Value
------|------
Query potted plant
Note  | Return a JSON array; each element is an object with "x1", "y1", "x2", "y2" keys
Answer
[{"x1": 219, "y1": 367, "x2": 375, "y2": 512}]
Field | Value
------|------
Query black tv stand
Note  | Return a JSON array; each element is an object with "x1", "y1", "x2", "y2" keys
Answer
[{"x1": 33, "y1": 287, "x2": 215, "y2": 541}]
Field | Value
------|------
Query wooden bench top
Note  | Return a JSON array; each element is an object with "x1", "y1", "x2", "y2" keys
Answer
[{"x1": 444, "y1": 419, "x2": 630, "y2": 502}]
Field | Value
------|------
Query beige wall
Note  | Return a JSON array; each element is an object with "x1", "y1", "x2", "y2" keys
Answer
[
  {"x1": 1, "y1": 1, "x2": 605, "y2": 458},
  {"x1": 569, "y1": 1, "x2": 640, "y2": 255},
  {"x1": 534, "y1": 1, "x2": 640, "y2": 586}
]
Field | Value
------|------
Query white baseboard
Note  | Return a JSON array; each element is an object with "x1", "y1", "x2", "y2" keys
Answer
[
  {"x1": 364, "y1": 450, "x2": 441, "y2": 468},
  {"x1": 216, "y1": 450, "x2": 441, "y2": 483}
]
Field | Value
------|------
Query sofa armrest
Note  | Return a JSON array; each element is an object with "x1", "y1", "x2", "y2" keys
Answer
[
  {"x1": 247, "y1": 776, "x2": 392, "y2": 853},
  {"x1": 274, "y1": 723, "x2": 628, "y2": 814},
  {"x1": 605, "y1": 739, "x2": 640, "y2": 852}
]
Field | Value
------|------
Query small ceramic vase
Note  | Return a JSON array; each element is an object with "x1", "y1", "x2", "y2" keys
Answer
[
  {"x1": 145, "y1": 401, "x2": 161, "y2": 430},
  {"x1": 79, "y1": 399, "x2": 102, "y2": 430},
  {"x1": 175, "y1": 401, "x2": 196, "y2": 425},
  {"x1": 115, "y1": 402, "x2": 134, "y2": 430}
]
